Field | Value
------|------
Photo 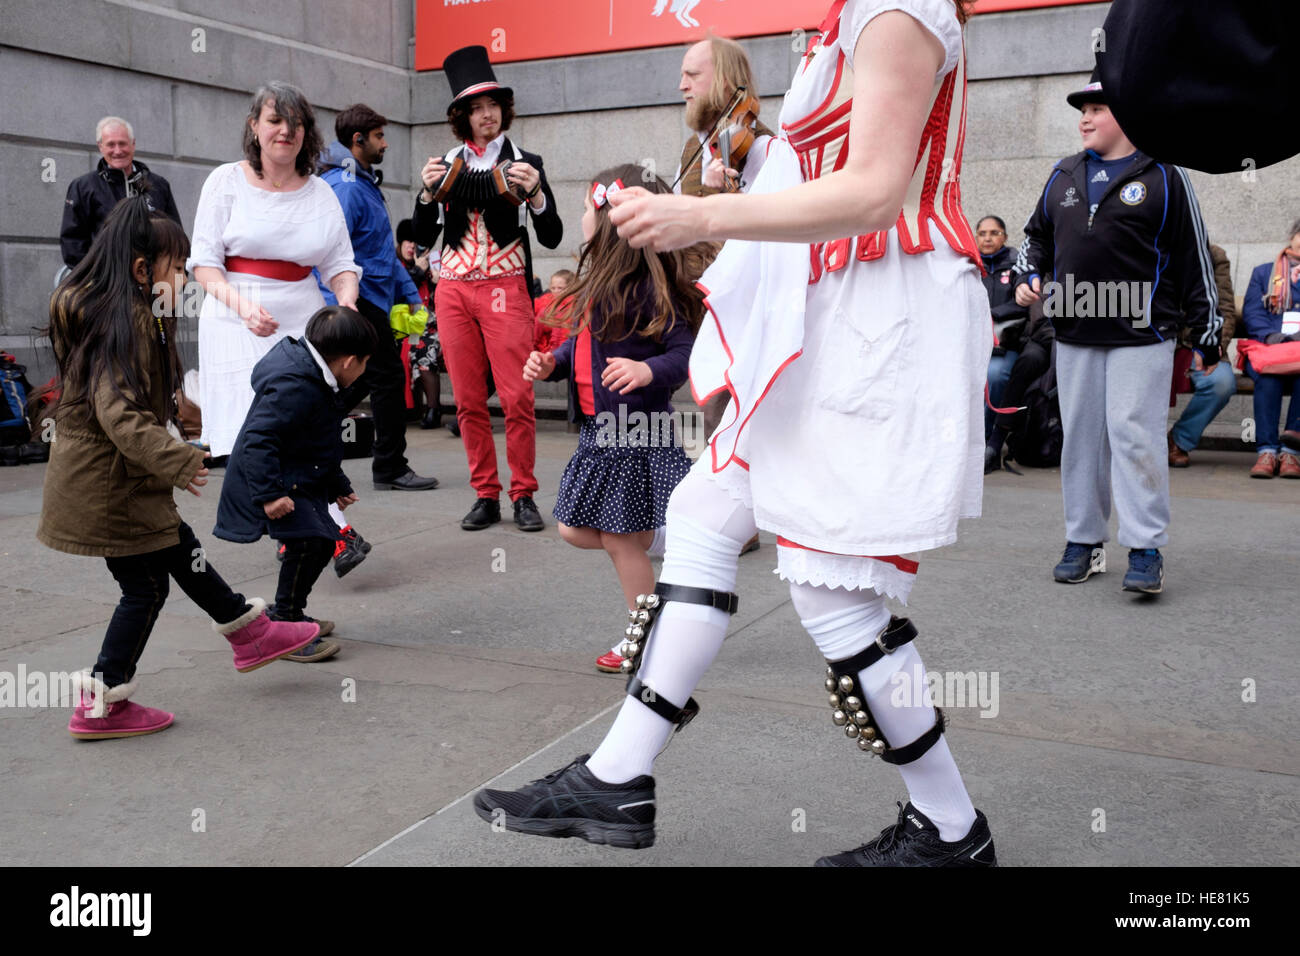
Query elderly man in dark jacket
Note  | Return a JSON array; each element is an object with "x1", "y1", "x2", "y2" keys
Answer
[
  {"x1": 215, "y1": 306, "x2": 378, "y2": 662},
  {"x1": 60, "y1": 117, "x2": 181, "y2": 268}
]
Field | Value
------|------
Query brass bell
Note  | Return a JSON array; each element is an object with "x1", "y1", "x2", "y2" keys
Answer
[
  {"x1": 824, "y1": 678, "x2": 836, "y2": 693},
  {"x1": 845, "y1": 696, "x2": 862, "y2": 712},
  {"x1": 644, "y1": 594, "x2": 660, "y2": 609},
  {"x1": 844, "y1": 724, "x2": 860, "y2": 739},
  {"x1": 857, "y1": 736, "x2": 874, "y2": 752},
  {"x1": 634, "y1": 594, "x2": 648, "y2": 608},
  {"x1": 624, "y1": 642, "x2": 640, "y2": 658},
  {"x1": 620, "y1": 659, "x2": 637, "y2": 675},
  {"x1": 619, "y1": 641, "x2": 632, "y2": 657},
  {"x1": 828, "y1": 693, "x2": 842, "y2": 709},
  {"x1": 635, "y1": 610, "x2": 651, "y2": 625},
  {"x1": 838, "y1": 676, "x2": 854, "y2": 694},
  {"x1": 831, "y1": 710, "x2": 848, "y2": 727},
  {"x1": 825, "y1": 666, "x2": 834, "y2": 679},
  {"x1": 870, "y1": 739, "x2": 887, "y2": 756},
  {"x1": 853, "y1": 710, "x2": 869, "y2": 726},
  {"x1": 861, "y1": 726, "x2": 876, "y2": 740},
  {"x1": 628, "y1": 625, "x2": 644, "y2": 640}
]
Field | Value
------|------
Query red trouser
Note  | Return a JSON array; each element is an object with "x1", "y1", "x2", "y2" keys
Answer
[{"x1": 435, "y1": 275, "x2": 538, "y2": 500}]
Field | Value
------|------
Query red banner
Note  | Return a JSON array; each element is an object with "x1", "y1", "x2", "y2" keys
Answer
[{"x1": 416, "y1": 0, "x2": 1106, "y2": 69}]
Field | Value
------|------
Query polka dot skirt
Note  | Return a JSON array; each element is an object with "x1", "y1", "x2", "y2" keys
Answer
[{"x1": 553, "y1": 417, "x2": 691, "y2": 534}]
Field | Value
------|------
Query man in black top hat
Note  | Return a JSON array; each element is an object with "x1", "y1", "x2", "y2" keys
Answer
[{"x1": 412, "y1": 45, "x2": 562, "y2": 533}]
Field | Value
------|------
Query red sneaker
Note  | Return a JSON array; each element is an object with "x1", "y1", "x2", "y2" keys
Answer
[
  {"x1": 1280, "y1": 453, "x2": 1300, "y2": 479},
  {"x1": 68, "y1": 680, "x2": 173, "y2": 740},
  {"x1": 596, "y1": 650, "x2": 625, "y2": 673},
  {"x1": 215, "y1": 598, "x2": 319, "y2": 672}
]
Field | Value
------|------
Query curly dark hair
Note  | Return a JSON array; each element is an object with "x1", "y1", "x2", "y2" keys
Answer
[
  {"x1": 447, "y1": 91, "x2": 515, "y2": 142},
  {"x1": 242, "y1": 82, "x2": 322, "y2": 179}
]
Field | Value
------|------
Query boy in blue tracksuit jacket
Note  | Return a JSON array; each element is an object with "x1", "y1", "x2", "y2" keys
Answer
[
  {"x1": 1015, "y1": 71, "x2": 1222, "y2": 595},
  {"x1": 215, "y1": 307, "x2": 378, "y2": 658}
]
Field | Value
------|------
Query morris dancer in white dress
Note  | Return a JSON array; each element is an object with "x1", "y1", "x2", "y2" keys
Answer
[
  {"x1": 191, "y1": 83, "x2": 360, "y2": 461},
  {"x1": 474, "y1": 0, "x2": 995, "y2": 866}
]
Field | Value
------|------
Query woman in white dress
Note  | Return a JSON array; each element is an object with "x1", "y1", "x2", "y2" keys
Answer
[
  {"x1": 474, "y1": 0, "x2": 996, "y2": 866},
  {"x1": 190, "y1": 82, "x2": 359, "y2": 459}
]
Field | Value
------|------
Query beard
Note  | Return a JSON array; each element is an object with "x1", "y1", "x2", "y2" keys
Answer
[{"x1": 685, "y1": 89, "x2": 728, "y2": 134}]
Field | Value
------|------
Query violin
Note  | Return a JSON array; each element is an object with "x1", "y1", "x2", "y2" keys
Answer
[
  {"x1": 671, "y1": 86, "x2": 761, "y2": 194},
  {"x1": 708, "y1": 88, "x2": 761, "y2": 192}
]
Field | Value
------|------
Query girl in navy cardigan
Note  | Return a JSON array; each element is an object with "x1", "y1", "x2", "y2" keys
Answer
[{"x1": 524, "y1": 164, "x2": 702, "y2": 672}]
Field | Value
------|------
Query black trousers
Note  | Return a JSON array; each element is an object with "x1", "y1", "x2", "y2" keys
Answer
[
  {"x1": 994, "y1": 340, "x2": 1052, "y2": 431},
  {"x1": 99, "y1": 522, "x2": 248, "y2": 688},
  {"x1": 339, "y1": 296, "x2": 410, "y2": 482},
  {"x1": 272, "y1": 536, "x2": 335, "y2": 620}
]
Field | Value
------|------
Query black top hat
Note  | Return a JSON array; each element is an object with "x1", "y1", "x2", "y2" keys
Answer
[
  {"x1": 443, "y1": 46, "x2": 513, "y2": 109},
  {"x1": 1067, "y1": 66, "x2": 1107, "y2": 110}
]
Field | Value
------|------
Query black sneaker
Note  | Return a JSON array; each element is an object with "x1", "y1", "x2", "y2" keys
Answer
[
  {"x1": 333, "y1": 533, "x2": 368, "y2": 578},
  {"x1": 512, "y1": 495, "x2": 544, "y2": 532},
  {"x1": 341, "y1": 525, "x2": 372, "y2": 555},
  {"x1": 816, "y1": 802, "x2": 997, "y2": 867},
  {"x1": 472, "y1": 754, "x2": 656, "y2": 849},
  {"x1": 461, "y1": 497, "x2": 501, "y2": 531}
]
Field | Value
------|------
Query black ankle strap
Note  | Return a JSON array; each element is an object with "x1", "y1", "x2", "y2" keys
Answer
[
  {"x1": 655, "y1": 584, "x2": 739, "y2": 615},
  {"x1": 626, "y1": 678, "x2": 699, "y2": 732}
]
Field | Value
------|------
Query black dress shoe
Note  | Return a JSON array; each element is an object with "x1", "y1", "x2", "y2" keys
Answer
[
  {"x1": 512, "y1": 495, "x2": 545, "y2": 532},
  {"x1": 462, "y1": 497, "x2": 501, "y2": 530},
  {"x1": 420, "y1": 408, "x2": 441, "y2": 430},
  {"x1": 373, "y1": 469, "x2": 440, "y2": 491},
  {"x1": 446, "y1": 418, "x2": 461, "y2": 438}
]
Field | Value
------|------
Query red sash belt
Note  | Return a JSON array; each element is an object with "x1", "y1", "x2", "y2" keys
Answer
[{"x1": 225, "y1": 256, "x2": 312, "y2": 282}]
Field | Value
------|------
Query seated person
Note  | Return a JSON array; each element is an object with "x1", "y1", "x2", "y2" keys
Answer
[
  {"x1": 985, "y1": 298, "x2": 1054, "y2": 472},
  {"x1": 1241, "y1": 221, "x2": 1300, "y2": 478},
  {"x1": 1167, "y1": 242, "x2": 1237, "y2": 467},
  {"x1": 977, "y1": 215, "x2": 1028, "y2": 437}
]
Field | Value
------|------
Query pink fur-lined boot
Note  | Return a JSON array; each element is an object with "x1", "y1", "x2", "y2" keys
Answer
[
  {"x1": 68, "y1": 673, "x2": 174, "y2": 740},
  {"x1": 216, "y1": 598, "x2": 319, "y2": 672}
]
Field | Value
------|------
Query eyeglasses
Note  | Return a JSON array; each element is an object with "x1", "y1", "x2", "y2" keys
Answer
[{"x1": 976, "y1": 230, "x2": 1005, "y2": 238}]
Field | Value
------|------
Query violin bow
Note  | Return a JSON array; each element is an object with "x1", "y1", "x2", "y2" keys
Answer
[{"x1": 670, "y1": 86, "x2": 748, "y2": 192}]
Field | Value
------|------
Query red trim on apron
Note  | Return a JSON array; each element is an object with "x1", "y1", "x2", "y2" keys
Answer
[{"x1": 775, "y1": 536, "x2": 919, "y2": 574}]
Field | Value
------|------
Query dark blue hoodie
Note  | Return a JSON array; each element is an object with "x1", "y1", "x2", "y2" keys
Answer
[
  {"x1": 315, "y1": 140, "x2": 401, "y2": 312},
  {"x1": 214, "y1": 337, "x2": 353, "y2": 543}
]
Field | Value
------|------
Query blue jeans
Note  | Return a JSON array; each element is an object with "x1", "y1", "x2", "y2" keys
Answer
[
  {"x1": 1244, "y1": 358, "x2": 1300, "y2": 454},
  {"x1": 986, "y1": 350, "x2": 1019, "y2": 438},
  {"x1": 1170, "y1": 361, "x2": 1237, "y2": 451}
]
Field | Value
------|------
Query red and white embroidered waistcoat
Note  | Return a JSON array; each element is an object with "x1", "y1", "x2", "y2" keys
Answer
[
  {"x1": 782, "y1": 4, "x2": 981, "y2": 282},
  {"x1": 440, "y1": 210, "x2": 526, "y2": 281}
]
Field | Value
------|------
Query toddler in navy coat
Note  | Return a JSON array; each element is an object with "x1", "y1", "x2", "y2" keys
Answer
[{"x1": 215, "y1": 306, "x2": 377, "y2": 660}]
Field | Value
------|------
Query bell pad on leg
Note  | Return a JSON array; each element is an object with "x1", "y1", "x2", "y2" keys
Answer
[
  {"x1": 822, "y1": 616, "x2": 945, "y2": 764},
  {"x1": 619, "y1": 583, "x2": 739, "y2": 732}
]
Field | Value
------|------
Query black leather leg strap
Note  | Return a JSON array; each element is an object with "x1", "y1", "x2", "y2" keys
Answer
[
  {"x1": 880, "y1": 709, "x2": 946, "y2": 765},
  {"x1": 823, "y1": 617, "x2": 944, "y2": 762},
  {"x1": 621, "y1": 583, "x2": 739, "y2": 732},
  {"x1": 626, "y1": 677, "x2": 699, "y2": 733}
]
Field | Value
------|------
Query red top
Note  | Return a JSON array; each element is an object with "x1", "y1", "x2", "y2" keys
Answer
[{"x1": 574, "y1": 329, "x2": 596, "y2": 416}]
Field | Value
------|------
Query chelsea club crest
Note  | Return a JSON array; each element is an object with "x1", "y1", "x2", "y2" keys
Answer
[{"x1": 1120, "y1": 182, "x2": 1147, "y2": 205}]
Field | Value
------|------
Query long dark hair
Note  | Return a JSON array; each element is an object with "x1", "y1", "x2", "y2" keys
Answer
[
  {"x1": 546, "y1": 163, "x2": 705, "y2": 343},
  {"x1": 44, "y1": 196, "x2": 190, "y2": 427}
]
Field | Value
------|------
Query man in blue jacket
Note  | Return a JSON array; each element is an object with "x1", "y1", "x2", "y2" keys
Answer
[
  {"x1": 1015, "y1": 70, "x2": 1223, "y2": 595},
  {"x1": 317, "y1": 104, "x2": 438, "y2": 492}
]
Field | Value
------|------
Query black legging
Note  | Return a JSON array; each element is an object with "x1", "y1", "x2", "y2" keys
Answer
[{"x1": 993, "y1": 340, "x2": 1051, "y2": 432}]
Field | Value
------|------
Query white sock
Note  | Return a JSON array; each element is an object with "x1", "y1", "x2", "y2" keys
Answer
[
  {"x1": 586, "y1": 474, "x2": 755, "y2": 784},
  {"x1": 328, "y1": 503, "x2": 347, "y2": 529},
  {"x1": 792, "y1": 583, "x2": 977, "y2": 842}
]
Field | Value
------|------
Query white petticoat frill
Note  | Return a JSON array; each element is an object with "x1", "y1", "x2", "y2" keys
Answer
[{"x1": 774, "y1": 547, "x2": 919, "y2": 605}]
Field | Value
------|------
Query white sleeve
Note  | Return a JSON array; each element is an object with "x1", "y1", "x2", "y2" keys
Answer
[
  {"x1": 186, "y1": 163, "x2": 236, "y2": 272},
  {"x1": 314, "y1": 180, "x2": 360, "y2": 284},
  {"x1": 740, "y1": 135, "x2": 774, "y2": 192},
  {"x1": 842, "y1": 0, "x2": 962, "y2": 79}
]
